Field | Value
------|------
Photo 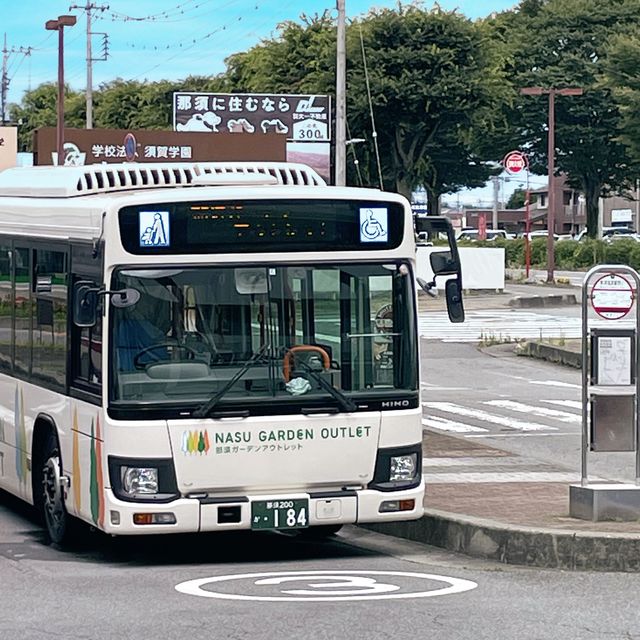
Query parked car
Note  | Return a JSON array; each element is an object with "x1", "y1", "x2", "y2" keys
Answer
[
  {"x1": 576, "y1": 227, "x2": 635, "y2": 241},
  {"x1": 456, "y1": 229, "x2": 514, "y2": 242},
  {"x1": 603, "y1": 233, "x2": 640, "y2": 244},
  {"x1": 523, "y1": 230, "x2": 560, "y2": 241}
]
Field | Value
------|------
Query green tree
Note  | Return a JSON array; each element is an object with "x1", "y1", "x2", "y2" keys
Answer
[
  {"x1": 506, "y1": 188, "x2": 527, "y2": 209},
  {"x1": 345, "y1": 6, "x2": 508, "y2": 210},
  {"x1": 484, "y1": 0, "x2": 640, "y2": 237},
  {"x1": 222, "y1": 7, "x2": 508, "y2": 211},
  {"x1": 9, "y1": 83, "x2": 84, "y2": 152},
  {"x1": 600, "y1": 30, "x2": 640, "y2": 164},
  {"x1": 92, "y1": 79, "x2": 178, "y2": 130},
  {"x1": 223, "y1": 12, "x2": 336, "y2": 94}
]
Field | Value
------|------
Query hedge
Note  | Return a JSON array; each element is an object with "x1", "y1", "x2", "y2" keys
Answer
[{"x1": 456, "y1": 237, "x2": 640, "y2": 271}]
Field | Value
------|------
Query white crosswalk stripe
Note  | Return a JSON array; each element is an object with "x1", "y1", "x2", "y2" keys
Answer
[
  {"x1": 542, "y1": 399, "x2": 582, "y2": 410},
  {"x1": 419, "y1": 310, "x2": 582, "y2": 342},
  {"x1": 483, "y1": 399, "x2": 581, "y2": 423},
  {"x1": 423, "y1": 397, "x2": 583, "y2": 436},
  {"x1": 423, "y1": 401, "x2": 558, "y2": 432},
  {"x1": 421, "y1": 416, "x2": 489, "y2": 433}
]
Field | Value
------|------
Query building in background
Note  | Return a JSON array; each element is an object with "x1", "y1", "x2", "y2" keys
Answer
[
  {"x1": 33, "y1": 128, "x2": 286, "y2": 166},
  {"x1": 0, "y1": 127, "x2": 18, "y2": 172}
]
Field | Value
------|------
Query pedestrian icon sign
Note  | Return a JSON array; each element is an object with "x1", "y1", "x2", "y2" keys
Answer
[
  {"x1": 360, "y1": 208, "x2": 388, "y2": 243},
  {"x1": 139, "y1": 210, "x2": 170, "y2": 247}
]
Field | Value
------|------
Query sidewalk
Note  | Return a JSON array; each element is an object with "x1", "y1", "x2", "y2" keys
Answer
[
  {"x1": 419, "y1": 274, "x2": 580, "y2": 313},
  {"x1": 368, "y1": 432, "x2": 640, "y2": 572},
  {"x1": 365, "y1": 274, "x2": 640, "y2": 572}
]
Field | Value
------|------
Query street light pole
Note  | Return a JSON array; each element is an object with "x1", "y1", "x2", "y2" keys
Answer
[
  {"x1": 520, "y1": 85, "x2": 583, "y2": 283},
  {"x1": 335, "y1": 0, "x2": 346, "y2": 186},
  {"x1": 547, "y1": 88, "x2": 556, "y2": 282},
  {"x1": 45, "y1": 14, "x2": 77, "y2": 165}
]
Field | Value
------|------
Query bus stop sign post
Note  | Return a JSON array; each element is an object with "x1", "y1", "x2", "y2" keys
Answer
[
  {"x1": 570, "y1": 264, "x2": 640, "y2": 521},
  {"x1": 502, "y1": 151, "x2": 531, "y2": 278}
]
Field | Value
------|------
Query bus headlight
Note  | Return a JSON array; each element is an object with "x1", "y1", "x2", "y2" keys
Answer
[
  {"x1": 109, "y1": 456, "x2": 179, "y2": 503},
  {"x1": 389, "y1": 454, "x2": 418, "y2": 482},
  {"x1": 121, "y1": 467, "x2": 158, "y2": 496},
  {"x1": 369, "y1": 445, "x2": 422, "y2": 491}
]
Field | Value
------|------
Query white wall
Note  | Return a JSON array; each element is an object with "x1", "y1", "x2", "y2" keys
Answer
[{"x1": 416, "y1": 246, "x2": 505, "y2": 290}]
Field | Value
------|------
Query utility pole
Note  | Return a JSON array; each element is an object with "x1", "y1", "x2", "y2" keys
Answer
[
  {"x1": 636, "y1": 179, "x2": 640, "y2": 234},
  {"x1": 1, "y1": 34, "x2": 8, "y2": 125},
  {"x1": 1, "y1": 35, "x2": 32, "y2": 125},
  {"x1": 491, "y1": 175, "x2": 500, "y2": 230},
  {"x1": 335, "y1": 0, "x2": 346, "y2": 186},
  {"x1": 69, "y1": 3, "x2": 109, "y2": 129}
]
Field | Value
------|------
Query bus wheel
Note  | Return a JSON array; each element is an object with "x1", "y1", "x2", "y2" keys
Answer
[
  {"x1": 298, "y1": 524, "x2": 343, "y2": 540},
  {"x1": 40, "y1": 433, "x2": 72, "y2": 545}
]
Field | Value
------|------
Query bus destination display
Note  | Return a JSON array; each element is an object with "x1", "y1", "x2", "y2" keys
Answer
[{"x1": 119, "y1": 200, "x2": 404, "y2": 254}]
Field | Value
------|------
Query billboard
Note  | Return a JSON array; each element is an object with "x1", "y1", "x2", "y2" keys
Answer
[
  {"x1": 173, "y1": 92, "x2": 331, "y2": 182},
  {"x1": 0, "y1": 127, "x2": 18, "y2": 172},
  {"x1": 33, "y1": 128, "x2": 286, "y2": 166}
]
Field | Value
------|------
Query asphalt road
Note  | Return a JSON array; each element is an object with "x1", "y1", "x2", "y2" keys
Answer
[
  {"x1": 2, "y1": 296, "x2": 640, "y2": 639},
  {"x1": 1, "y1": 492, "x2": 640, "y2": 640},
  {"x1": 421, "y1": 338, "x2": 638, "y2": 483}
]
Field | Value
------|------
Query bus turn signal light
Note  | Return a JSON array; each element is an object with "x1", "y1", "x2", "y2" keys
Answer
[
  {"x1": 133, "y1": 513, "x2": 177, "y2": 525},
  {"x1": 379, "y1": 499, "x2": 415, "y2": 513}
]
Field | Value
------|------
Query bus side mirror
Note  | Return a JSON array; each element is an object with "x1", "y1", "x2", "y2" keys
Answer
[
  {"x1": 73, "y1": 282, "x2": 140, "y2": 327},
  {"x1": 430, "y1": 250, "x2": 459, "y2": 276},
  {"x1": 73, "y1": 281, "x2": 98, "y2": 327},
  {"x1": 445, "y1": 279, "x2": 465, "y2": 323}
]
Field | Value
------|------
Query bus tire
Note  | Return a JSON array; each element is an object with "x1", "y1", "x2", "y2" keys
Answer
[
  {"x1": 298, "y1": 524, "x2": 343, "y2": 540},
  {"x1": 38, "y1": 431, "x2": 76, "y2": 546}
]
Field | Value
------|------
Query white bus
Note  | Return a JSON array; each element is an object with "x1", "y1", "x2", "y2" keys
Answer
[{"x1": 0, "y1": 161, "x2": 463, "y2": 544}]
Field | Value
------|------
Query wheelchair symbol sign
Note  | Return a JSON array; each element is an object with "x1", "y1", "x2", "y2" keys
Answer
[{"x1": 360, "y1": 208, "x2": 388, "y2": 243}]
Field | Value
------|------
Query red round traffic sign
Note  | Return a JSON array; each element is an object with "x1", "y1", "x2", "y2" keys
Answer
[
  {"x1": 503, "y1": 151, "x2": 527, "y2": 175},
  {"x1": 591, "y1": 273, "x2": 635, "y2": 320}
]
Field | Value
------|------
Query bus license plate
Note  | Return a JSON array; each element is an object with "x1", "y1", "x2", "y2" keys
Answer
[{"x1": 251, "y1": 499, "x2": 309, "y2": 530}]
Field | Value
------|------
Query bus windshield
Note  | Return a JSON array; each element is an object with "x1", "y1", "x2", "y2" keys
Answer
[{"x1": 110, "y1": 262, "x2": 417, "y2": 413}]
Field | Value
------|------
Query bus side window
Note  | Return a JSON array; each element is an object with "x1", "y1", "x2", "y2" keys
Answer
[
  {"x1": 32, "y1": 249, "x2": 68, "y2": 389},
  {"x1": 0, "y1": 245, "x2": 12, "y2": 373}
]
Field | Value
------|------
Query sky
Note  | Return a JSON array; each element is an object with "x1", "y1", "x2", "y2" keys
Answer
[{"x1": 2, "y1": 0, "x2": 522, "y2": 204}]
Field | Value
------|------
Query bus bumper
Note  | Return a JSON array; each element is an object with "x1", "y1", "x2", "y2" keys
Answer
[{"x1": 101, "y1": 482, "x2": 425, "y2": 535}]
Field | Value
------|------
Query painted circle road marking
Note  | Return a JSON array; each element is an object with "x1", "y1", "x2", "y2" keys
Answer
[{"x1": 175, "y1": 570, "x2": 478, "y2": 602}]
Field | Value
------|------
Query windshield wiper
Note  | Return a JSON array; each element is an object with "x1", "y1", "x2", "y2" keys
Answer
[
  {"x1": 295, "y1": 360, "x2": 357, "y2": 413},
  {"x1": 192, "y1": 345, "x2": 268, "y2": 418}
]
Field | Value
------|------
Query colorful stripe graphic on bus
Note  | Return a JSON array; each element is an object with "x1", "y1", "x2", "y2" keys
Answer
[
  {"x1": 72, "y1": 408, "x2": 82, "y2": 514},
  {"x1": 182, "y1": 430, "x2": 211, "y2": 455},
  {"x1": 14, "y1": 386, "x2": 27, "y2": 486},
  {"x1": 89, "y1": 415, "x2": 105, "y2": 528}
]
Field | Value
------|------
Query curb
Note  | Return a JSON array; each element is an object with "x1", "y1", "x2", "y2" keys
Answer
[
  {"x1": 363, "y1": 511, "x2": 640, "y2": 572},
  {"x1": 516, "y1": 342, "x2": 582, "y2": 368},
  {"x1": 508, "y1": 293, "x2": 577, "y2": 308}
]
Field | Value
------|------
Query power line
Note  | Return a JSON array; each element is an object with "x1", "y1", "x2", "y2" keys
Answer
[
  {"x1": 124, "y1": 0, "x2": 253, "y2": 52},
  {"x1": 96, "y1": 0, "x2": 214, "y2": 23}
]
